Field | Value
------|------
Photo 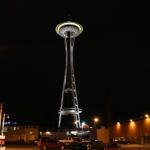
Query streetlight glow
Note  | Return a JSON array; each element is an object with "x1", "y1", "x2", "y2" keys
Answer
[
  {"x1": 81, "y1": 122, "x2": 86, "y2": 127},
  {"x1": 116, "y1": 122, "x2": 121, "y2": 127},
  {"x1": 94, "y1": 117, "x2": 99, "y2": 123},
  {"x1": 117, "y1": 122, "x2": 120, "y2": 125},
  {"x1": 130, "y1": 119, "x2": 133, "y2": 122},
  {"x1": 145, "y1": 114, "x2": 149, "y2": 119}
]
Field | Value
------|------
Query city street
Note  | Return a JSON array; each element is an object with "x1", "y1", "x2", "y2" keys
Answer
[
  {"x1": 0, "y1": 144, "x2": 150, "y2": 150},
  {"x1": 0, "y1": 145, "x2": 37, "y2": 150},
  {"x1": 121, "y1": 144, "x2": 150, "y2": 150}
]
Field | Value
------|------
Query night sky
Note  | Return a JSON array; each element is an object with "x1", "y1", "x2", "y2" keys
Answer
[{"x1": 0, "y1": 1, "x2": 150, "y2": 129}]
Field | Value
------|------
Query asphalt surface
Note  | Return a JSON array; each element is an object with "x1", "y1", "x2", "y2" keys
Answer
[
  {"x1": 121, "y1": 144, "x2": 150, "y2": 150},
  {"x1": 0, "y1": 145, "x2": 36, "y2": 150},
  {"x1": 0, "y1": 144, "x2": 150, "y2": 150}
]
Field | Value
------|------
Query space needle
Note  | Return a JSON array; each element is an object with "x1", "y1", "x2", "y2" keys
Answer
[{"x1": 55, "y1": 21, "x2": 83, "y2": 128}]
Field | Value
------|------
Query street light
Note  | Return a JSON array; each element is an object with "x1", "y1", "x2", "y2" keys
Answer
[
  {"x1": 93, "y1": 117, "x2": 99, "y2": 140},
  {"x1": 81, "y1": 122, "x2": 86, "y2": 138},
  {"x1": 0, "y1": 103, "x2": 3, "y2": 131},
  {"x1": 81, "y1": 122, "x2": 86, "y2": 130},
  {"x1": 1, "y1": 114, "x2": 9, "y2": 136},
  {"x1": 93, "y1": 117, "x2": 99, "y2": 129},
  {"x1": 145, "y1": 114, "x2": 149, "y2": 119}
]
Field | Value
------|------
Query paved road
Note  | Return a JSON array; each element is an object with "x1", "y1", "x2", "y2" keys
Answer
[
  {"x1": 0, "y1": 144, "x2": 150, "y2": 150},
  {"x1": 0, "y1": 145, "x2": 37, "y2": 150},
  {"x1": 121, "y1": 144, "x2": 150, "y2": 150}
]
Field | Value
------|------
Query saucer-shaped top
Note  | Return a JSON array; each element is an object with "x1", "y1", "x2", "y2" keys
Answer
[{"x1": 55, "y1": 21, "x2": 83, "y2": 38}]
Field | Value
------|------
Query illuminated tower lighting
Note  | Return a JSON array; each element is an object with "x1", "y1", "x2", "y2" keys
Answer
[{"x1": 55, "y1": 21, "x2": 83, "y2": 128}]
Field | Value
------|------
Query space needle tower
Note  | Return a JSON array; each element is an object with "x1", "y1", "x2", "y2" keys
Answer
[{"x1": 55, "y1": 21, "x2": 83, "y2": 128}]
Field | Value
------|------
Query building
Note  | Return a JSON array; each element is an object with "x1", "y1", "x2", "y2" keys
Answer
[
  {"x1": 109, "y1": 114, "x2": 150, "y2": 144},
  {"x1": 4, "y1": 125, "x2": 39, "y2": 143},
  {"x1": 97, "y1": 127, "x2": 110, "y2": 144}
]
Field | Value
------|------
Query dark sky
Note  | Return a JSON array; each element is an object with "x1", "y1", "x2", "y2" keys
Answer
[{"x1": 0, "y1": 1, "x2": 150, "y2": 128}]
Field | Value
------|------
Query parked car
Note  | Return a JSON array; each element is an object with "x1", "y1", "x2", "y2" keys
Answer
[
  {"x1": 81, "y1": 138, "x2": 91, "y2": 144},
  {"x1": 37, "y1": 137, "x2": 65, "y2": 150},
  {"x1": 58, "y1": 136, "x2": 76, "y2": 146},
  {"x1": 58, "y1": 136, "x2": 91, "y2": 147},
  {"x1": 33, "y1": 137, "x2": 40, "y2": 144},
  {"x1": 69, "y1": 141, "x2": 88, "y2": 150},
  {"x1": 113, "y1": 137, "x2": 131, "y2": 144},
  {"x1": 0, "y1": 135, "x2": 5, "y2": 149},
  {"x1": 90, "y1": 140, "x2": 105, "y2": 150},
  {"x1": 105, "y1": 142, "x2": 121, "y2": 150}
]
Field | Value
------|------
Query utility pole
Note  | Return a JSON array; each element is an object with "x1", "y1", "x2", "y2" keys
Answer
[
  {"x1": 0, "y1": 103, "x2": 5, "y2": 148},
  {"x1": 0, "y1": 103, "x2": 3, "y2": 132}
]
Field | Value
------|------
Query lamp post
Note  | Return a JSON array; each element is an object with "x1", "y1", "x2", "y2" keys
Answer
[
  {"x1": 1, "y1": 114, "x2": 9, "y2": 136},
  {"x1": 141, "y1": 113, "x2": 150, "y2": 144},
  {"x1": 81, "y1": 122, "x2": 86, "y2": 138},
  {"x1": 93, "y1": 117, "x2": 99, "y2": 129},
  {"x1": 0, "y1": 103, "x2": 2, "y2": 131},
  {"x1": 81, "y1": 122, "x2": 86, "y2": 131},
  {"x1": 138, "y1": 113, "x2": 149, "y2": 144},
  {"x1": 93, "y1": 117, "x2": 99, "y2": 139},
  {"x1": 0, "y1": 113, "x2": 9, "y2": 149}
]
